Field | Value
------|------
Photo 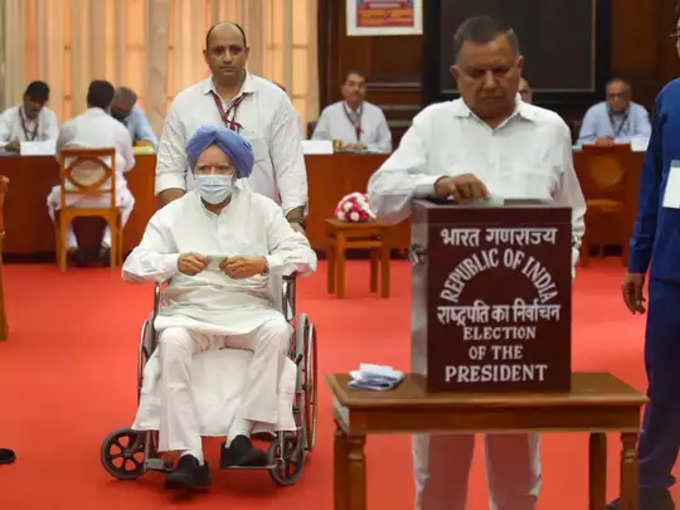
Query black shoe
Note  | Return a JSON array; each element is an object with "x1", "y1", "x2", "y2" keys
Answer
[
  {"x1": 165, "y1": 455, "x2": 211, "y2": 489},
  {"x1": 97, "y1": 245, "x2": 111, "y2": 265},
  {"x1": 67, "y1": 248, "x2": 88, "y2": 267},
  {"x1": 606, "y1": 488, "x2": 675, "y2": 510},
  {"x1": 220, "y1": 435, "x2": 269, "y2": 467},
  {"x1": 0, "y1": 448, "x2": 15, "y2": 465}
]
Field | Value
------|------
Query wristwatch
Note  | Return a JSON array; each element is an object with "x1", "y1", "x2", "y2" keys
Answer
[{"x1": 260, "y1": 258, "x2": 270, "y2": 276}]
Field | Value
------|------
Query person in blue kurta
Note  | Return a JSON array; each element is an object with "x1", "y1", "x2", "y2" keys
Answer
[{"x1": 609, "y1": 17, "x2": 680, "y2": 510}]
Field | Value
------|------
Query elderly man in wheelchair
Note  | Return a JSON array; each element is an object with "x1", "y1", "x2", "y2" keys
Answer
[{"x1": 109, "y1": 125, "x2": 317, "y2": 490}]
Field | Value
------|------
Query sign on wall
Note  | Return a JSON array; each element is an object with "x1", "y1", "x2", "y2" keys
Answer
[{"x1": 346, "y1": 0, "x2": 423, "y2": 36}]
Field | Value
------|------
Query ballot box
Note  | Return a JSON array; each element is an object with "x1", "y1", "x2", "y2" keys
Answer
[{"x1": 410, "y1": 199, "x2": 572, "y2": 392}]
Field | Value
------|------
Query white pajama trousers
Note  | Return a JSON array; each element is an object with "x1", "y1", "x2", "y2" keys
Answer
[
  {"x1": 157, "y1": 318, "x2": 291, "y2": 453},
  {"x1": 412, "y1": 433, "x2": 541, "y2": 510},
  {"x1": 46, "y1": 186, "x2": 135, "y2": 249}
]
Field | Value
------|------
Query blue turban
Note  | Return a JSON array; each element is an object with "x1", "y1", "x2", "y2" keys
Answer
[{"x1": 186, "y1": 125, "x2": 254, "y2": 178}]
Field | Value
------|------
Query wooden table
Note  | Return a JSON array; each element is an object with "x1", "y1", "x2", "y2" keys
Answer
[
  {"x1": 0, "y1": 153, "x2": 156, "y2": 256},
  {"x1": 306, "y1": 154, "x2": 410, "y2": 253},
  {"x1": 0, "y1": 153, "x2": 410, "y2": 257},
  {"x1": 325, "y1": 219, "x2": 391, "y2": 298},
  {"x1": 327, "y1": 372, "x2": 647, "y2": 510}
]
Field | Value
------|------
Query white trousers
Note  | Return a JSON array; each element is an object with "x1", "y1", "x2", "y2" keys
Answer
[
  {"x1": 412, "y1": 433, "x2": 541, "y2": 510},
  {"x1": 157, "y1": 318, "x2": 291, "y2": 453},
  {"x1": 46, "y1": 186, "x2": 135, "y2": 249}
]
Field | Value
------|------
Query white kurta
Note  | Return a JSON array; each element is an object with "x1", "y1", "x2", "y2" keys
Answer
[
  {"x1": 155, "y1": 73, "x2": 308, "y2": 215},
  {"x1": 47, "y1": 107, "x2": 136, "y2": 248},
  {"x1": 368, "y1": 95, "x2": 586, "y2": 268},
  {"x1": 367, "y1": 96, "x2": 586, "y2": 510},
  {"x1": 122, "y1": 185, "x2": 317, "y2": 335},
  {"x1": 312, "y1": 100, "x2": 392, "y2": 153},
  {"x1": 0, "y1": 104, "x2": 59, "y2": 146}
]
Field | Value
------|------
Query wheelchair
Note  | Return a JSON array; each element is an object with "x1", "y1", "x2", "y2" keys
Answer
[{"x1": 100, "y1": 274, "x2": 318, "y2": 486}]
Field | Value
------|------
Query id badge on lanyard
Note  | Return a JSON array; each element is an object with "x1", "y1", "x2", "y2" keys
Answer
[{"x1": 210, "y1": 90, "x2": 250, "y2": 133}]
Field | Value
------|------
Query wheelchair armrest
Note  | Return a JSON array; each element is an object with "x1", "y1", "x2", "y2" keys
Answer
[
  {"x1": 153, "y1": 282, "x2": 162, "y2": 322},
  {"x1": 281, "y1": 273, "x2": 297, "y2": 323}
]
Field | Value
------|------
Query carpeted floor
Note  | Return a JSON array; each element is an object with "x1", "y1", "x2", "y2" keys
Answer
[{"x1": 0, "y1": 258, "x2": 677, "y2": 509}]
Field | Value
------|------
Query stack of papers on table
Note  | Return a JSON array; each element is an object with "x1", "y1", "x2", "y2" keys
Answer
[{"x1": 349, "y1": 363, "x2": 404, "y2": 391}]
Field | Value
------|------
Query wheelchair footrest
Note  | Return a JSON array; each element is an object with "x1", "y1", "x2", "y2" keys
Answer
[
  {"x1": 145, "y1": 458, "x2": 173, "y2": 472},
  {"x1": 221, "y1": 464, "x2": 277, "y2": 470}
]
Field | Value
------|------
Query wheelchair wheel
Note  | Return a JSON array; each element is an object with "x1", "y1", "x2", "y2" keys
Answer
[
  {"x1": 100, "y1": 428, "x2": 146, "y2": 480},
  {"x1": 267, "y1": 432, "x2": 305, "y2": 486},
  {"x1": 303, "y1": 319, "x2": 318, "y2": 452}
]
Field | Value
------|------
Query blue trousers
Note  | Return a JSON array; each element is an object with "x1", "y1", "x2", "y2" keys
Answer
[{"x1": 639, "y1": 278, "x2": 680, "y2": 488}]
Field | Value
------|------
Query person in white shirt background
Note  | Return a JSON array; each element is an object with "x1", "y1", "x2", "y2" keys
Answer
[
  {"x1": 577, "y1": 77, "x2": 652, "y2": 147},
  {"x1": 47, "y1": 80, "x2": 135, "y2": 266},
  {"x1": 0, "y1": 81, "x2": 59, "y2": 152},
  {"x1": 312, "y1": 70, "x2": 392, "y2": 153},
  {"x1": 123, "y1": 125, "x2": 316, "y2": 489},
  {"x1": 368, "y1": 15, "x2": 586, "y2": 510},
  {"x1": 154, "y1": 21, "x2": 308, "y2": 232}
]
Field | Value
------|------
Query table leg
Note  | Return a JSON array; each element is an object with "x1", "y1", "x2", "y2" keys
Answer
[
  {"x1": 620, "y1": 433, "x2": 639, "y2": 510},
  {"x1": 334, "y1": 426, "x2": 349, "y2": 510},
  {"x1": 370, "y1": 249, "x2": 378, "y2": 293},
  {"x1": 347, "y1": 435, "x2": 366, "y2": 510},
  {"x1": 589, "y1": 432, "x2": 607, "y2": 510},
  {"x1": 380, "y1": 242, "x2": 390, "y2": 298},
  {"x1": 337, "y1": 233, "x2": 346, "y2": 298},
  {"x1": 328, "y1": 244, "x2": 336, "y2": 293}
]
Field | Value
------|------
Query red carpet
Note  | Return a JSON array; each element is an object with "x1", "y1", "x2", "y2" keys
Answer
[{"x1": 0, "y1": 258, "x2": 677, "y2": 509}]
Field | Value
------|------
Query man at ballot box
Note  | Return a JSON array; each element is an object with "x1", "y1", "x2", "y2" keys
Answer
[{"x1": 368, "y1": 16, "x2": 586, "y2": 510}]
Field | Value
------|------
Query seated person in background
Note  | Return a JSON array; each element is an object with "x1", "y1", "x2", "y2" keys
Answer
[
  {"x1": 122, "y1": 125, "x2": 316, "y2": 489},
  {"x1": 519, "y1": 77, "x2": 533, "y2": 104},
  {"x1": 110, "y1": 86, "x2": 158, "y2": 149},
  {"x1": 0, "y1": 81, "x2": 59, "y2": 152},
  {"x1": 312, "y1": 70, "x2": 392, "y2": 153},
  {"x1": 578, "y1": 77, "x2": 651, "y2": 146},
  {"x1": 47, "y1": 80, "x2": 135, "y2": 266}
]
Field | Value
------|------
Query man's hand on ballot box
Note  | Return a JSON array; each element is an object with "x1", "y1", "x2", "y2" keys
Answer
[{"x1": 434, "y1": 173, "x2": 491, "y2": 202}]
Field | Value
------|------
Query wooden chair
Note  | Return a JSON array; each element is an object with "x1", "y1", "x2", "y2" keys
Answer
[
  {"x1": 574, "y1": 145, "x2": 642, "y2": 267},
  {"x1": 325, "y1": 219, "x2": 391, "y2": 298},
  {"x1": 55, "y1": 148, "x2": 122, "y2": 272},
  {"x1": 0, "y1": 175, "x2": 8, "y2": 340}
]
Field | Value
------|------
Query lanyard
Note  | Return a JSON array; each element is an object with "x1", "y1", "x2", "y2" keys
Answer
[
  {"x1": 343, "y1": 103, "x2": 363, "y2": 142},
  {"x1": 608, "y1": 109, "x2": 630, "y2": 138},
  {"x1": 19, "y1": 107, "x2": 39, "y2": 141},
  {"x1": 210, "y1": 90, "x2": 250, "y2": 133}
]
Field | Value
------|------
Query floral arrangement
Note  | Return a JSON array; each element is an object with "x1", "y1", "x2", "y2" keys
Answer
[{"x1": 334, "y1": 192, "x2": 376, "y2": 222}]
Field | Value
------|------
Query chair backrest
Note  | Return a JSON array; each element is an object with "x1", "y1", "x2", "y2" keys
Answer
[
  {"x1": 574, "y1": 144, "x2": 638, "y2": 203},
  {"x1": 59, "y1": 147, "x2": 117, "y2": 210}
]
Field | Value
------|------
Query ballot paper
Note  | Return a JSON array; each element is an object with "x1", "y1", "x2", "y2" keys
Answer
[
  {"x1": 205, "y1": 253, "x2": 231, "y2": 270},
  {"x1": 301, "y1": 140, "x2": 333, "y2": 155},
  {"x1": 631, "y1": 136, "x2": 650, "y2": 152},
  {"x1": 348, "y1": 363, "x2": 404, "y2": 391},
  {"x1": 20, "y1": 140, "x2": 56, "y2": 156},
  {"x1": 470, "y1": 193, "x2": 504, "y2": 207}
]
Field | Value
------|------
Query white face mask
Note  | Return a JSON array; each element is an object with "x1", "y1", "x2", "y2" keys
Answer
[{"x1": 194, "y1": 174, "x2": 233, "y2": 204}]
